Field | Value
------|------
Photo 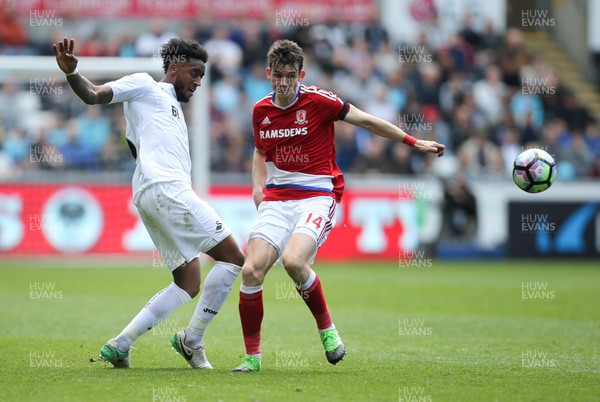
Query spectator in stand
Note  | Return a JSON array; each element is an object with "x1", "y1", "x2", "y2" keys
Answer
[
  {"x1": 78, "y1": 29, "x2": 105, "y2": 57},
  {"x1": 116, "y1": 29, "x2": 137, "y2": 57},
  {"x1": 539, "y1": 67, "x2": 570, "y2": 121},
  {"x1": 498, "y1": 28, "x2": 528, "y2": 88},
  {"x1": 446, "y1": 32, "x2": 475, "y2": 73},
  {"x1": 561, "y1": 133, "x2": 596, "y2": 177},
  {"x1": 439, "y1": 71, "x2": 470, "y2": 118},
  {"x1": 212, "y1": 72, "x2": 242, "y2": 116},
  {"x1": 30, "y1": 128, "x2": 63, "y2": 170},
  {"x1": 498, "y1": 127, "x2": 522, "y2": 176},
  {"x1": 0, "y1": 78, "x2": 42, "y2": 133},
  {"x1": 211, "y1": 126, "x2": 249, "y2": 173},
  {"x1": 332, "y1": 59, "x2": 382, "y2": 105},
  {"x1": 448, "y1": 101, "x2": 478, "y2": 150},
  {"x1": 100, "y1": 134, "x2": 123, "y2": 171},
  {"x1": 135, "y1": 19, "x2": 176, "y2": 57},
  {"x1": 354, "y1": 136, "x2": 391, "y2": 174},
  {"x1": 308, "y1": 26, "x2": 336, "y2": 73},
  {"x1": 589, "y1": 157, "x2": 600, "y2": 178},
  {"x1": 3, "y1": 127, "x2": 30, "y2": 166},
  {"x1": 537, "y1": 119, "x2": 565, "y2": 163},
  {"x1": 346, "y1": 36, "x2": 373, "y2": 75},
  {"x1": 61, "y1": 8, "x2": 96, "y2": 42},
  {"x1": 334, "y1": 121, "x2": 359, "y2": 173},
  {"x1": 473, "y1": 64, "x2": 507, "y2": 127},
  {"x1": 60, "y1": 119, "x2": 97, "y2": 170},
  {"x1": 363, "y1": 3, "x2": 388, "y2": 51},
  {"x1": 457, "y1": 130, "x2": 504, "y2": 177},
  {"x1": 354, "y1": 82, "x2": 398, "y2": 155},
  {"x1": 243, "y1": 62, "x2": 273, "y2": 105},
  {"x1": 414, "y1": 63, "x2": 442, "y2": 110},
  {"x1": 583, "y1": 120, "x2": 600, "y2": 157},
  {"x1": 238, "y1": 21, "x2": 271, "y2": 69},
  {"x1": 556, "y1": 93, "x2": 594, "y2": 133},
  {"x1": 443, "y1": 170, "x2": 477, "y2": 238},
  {"x1": 510, "y1": 84, "x2": 544, "y2": 131},
  {"x1": 46, "y1": 113, "x2": 69, "y2": 148},
  {"x1": 77, "y1": 107, "x2": 110, "y2": 156},
  {"x1": 373, "y1": 38, "x2": 401, "y2": 78},
  {"x1": 420, "y1": 11, "x2": 447, "y2": 51},
  {"x1": 458, "y1": 12, "x2": 483, "y2": 51},
  {"x1": 480, "y1": 19, "x2": 502, "y2": 51},
  {"x1": 385, "y1": 68, "x2": 410, "y2": 113},
  {"x1": 388, "y1": 142, "x2": 416, "y2": 175},
  {"x1": 203, "y1": 23, "x2": 243, "y2": 77}
]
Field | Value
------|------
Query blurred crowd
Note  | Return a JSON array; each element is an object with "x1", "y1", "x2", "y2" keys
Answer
[{"x1": 1, "y1": 5, "x2": 599, "y2": 183}]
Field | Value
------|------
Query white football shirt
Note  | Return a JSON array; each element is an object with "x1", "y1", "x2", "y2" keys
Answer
[{"x1": 107, "y1": 73, "x2": 191, "y2": 200}]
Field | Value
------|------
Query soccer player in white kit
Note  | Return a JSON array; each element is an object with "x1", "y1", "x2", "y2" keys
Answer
[
  {"x1": 232, "y1": 40, "x2": 445, "y2": 372},
  {"x1": 53, "y1": 37, "x2": 245, "y2": 369}
]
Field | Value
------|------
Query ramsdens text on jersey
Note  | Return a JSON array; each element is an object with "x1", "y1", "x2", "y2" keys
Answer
[{"x1": 259, "y1": 127, "x2": 308, "y2": 139}]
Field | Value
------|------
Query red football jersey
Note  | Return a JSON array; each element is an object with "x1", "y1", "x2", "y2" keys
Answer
[{"x1": 253, "y1": 85, "x2": 350, "y2": 203}]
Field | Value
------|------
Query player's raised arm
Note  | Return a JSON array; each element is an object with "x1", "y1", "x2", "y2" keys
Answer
[
  {"x1": 52, "y1": 37, "x2": 113, "y2": 105},
  {"x1": 343, "y1": 103, "x2": 445, "y2": 157},
  {"x1": 251, "y1": 148, "x2": 267, "y2": 208}
]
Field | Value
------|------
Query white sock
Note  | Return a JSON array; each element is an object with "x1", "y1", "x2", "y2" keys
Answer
[
  {"x1": 318, "y1": 325, "x2": 336, "y2": 333},
  {"x1": 185, "y1": 262, "x2": 241, "y2": 348},
  {"x1": 116, "y1": 282, "x2": 191, "y2": 351},
  {"x1": 297, "y1": 269, "x2": 316, "y2": 290},
  {"x1": 240, "y1": 283, "x2": 263, "y2": 294}
]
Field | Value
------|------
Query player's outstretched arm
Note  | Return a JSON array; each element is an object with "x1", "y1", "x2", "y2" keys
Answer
[
  {"x1": 52, "y1": 37, "x2": 113, "y2": 105},
  {"x1": 343, "y1": 104, "x2": 445, "y2": 157},
  {"x1": 252, "y1": 148, "x2": 267, "y2": 208}
]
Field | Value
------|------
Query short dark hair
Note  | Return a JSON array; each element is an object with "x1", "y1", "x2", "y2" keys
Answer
[
  {"x1": 160, "y1": 37, "x2": 208, "y2": 73},
  {"x1": 267, "y1": 39, "x2": 304, "y2": 73}
]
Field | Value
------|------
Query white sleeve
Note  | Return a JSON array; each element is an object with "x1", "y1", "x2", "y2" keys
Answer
[{"x1": 107, "y1": 73, "x2": 151, "y2": 104}]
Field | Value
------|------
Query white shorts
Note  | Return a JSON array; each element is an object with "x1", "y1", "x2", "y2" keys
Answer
[
  {"x1": 135, "y1": 181, "x2": 231, "y2": 270},
  {"x1": 249, "y1": 196, "x2": 337, "y2": 261}
]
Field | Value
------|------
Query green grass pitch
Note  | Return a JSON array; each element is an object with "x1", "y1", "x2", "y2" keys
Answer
[{"x1": 1, "y1": 260, "x2": 599, "y2": 401}]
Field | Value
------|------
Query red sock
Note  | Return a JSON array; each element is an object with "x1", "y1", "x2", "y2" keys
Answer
[
  {"x1": 297, "y1": 275, "x2": 333, "y2": 330},
  {"x1": 238, "y1": 290, "x2": 263, "y2": 355}
]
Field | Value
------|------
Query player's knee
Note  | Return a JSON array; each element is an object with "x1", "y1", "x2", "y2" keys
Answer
[
  {"x1": 241, "y1": 264, "x2": 264, "y2": 286},
  {"x1": 281, "y1": 253, "x2": 305, "y2": 274},
  {"x1": 181, "y1": 282, "x2": 200, "y2": 299},
  {"x1": 231, "y1": 250, "x2": 245, "y2": 268}
]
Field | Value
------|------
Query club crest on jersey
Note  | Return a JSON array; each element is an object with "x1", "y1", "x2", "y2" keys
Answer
[{"x1": 294, "y1": 110, "x2": 308, "y2": 125}]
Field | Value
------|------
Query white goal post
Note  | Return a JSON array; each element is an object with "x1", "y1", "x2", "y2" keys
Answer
[{"x1": 0, "y1": 55, "x2": 210, "y2": 197}]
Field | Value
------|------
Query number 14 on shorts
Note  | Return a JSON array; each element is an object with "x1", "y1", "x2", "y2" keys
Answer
[{"x1": 299, "y1": 212, "x2": 325, "y2": 232}]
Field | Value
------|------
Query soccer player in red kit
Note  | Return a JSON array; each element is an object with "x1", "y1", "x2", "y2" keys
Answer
[{"x1": 232, "y1": 40, "x2": 445, "y2": 372}]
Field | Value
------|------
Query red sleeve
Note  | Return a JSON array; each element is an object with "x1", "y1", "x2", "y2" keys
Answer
[
  {"x1": 252, "y1": 106, "x2": 262, "y2": 151},
  {"x1": 309, "y1": 87, "x2": 348, "y2": 122}
]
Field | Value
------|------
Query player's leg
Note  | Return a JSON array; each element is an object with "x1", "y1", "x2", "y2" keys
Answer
[
  {"x1": 165, "y1": 189, "x2": 244, "y2": 368},
  {"x1": 232, "y1": 237, "x2": 279, "y2": 372},
  {"x1": 282, "y1": 197, "x2": 345, "y2": 365},
  {"x1": 100, "y1": 259, "x2": 196, "y2": 369},
  {"x1": 100, "y1": 185, "x2": 196, "y2": 368},
  {"x1": 177, "y1": 235, "x2": 244, "y2": 351}
]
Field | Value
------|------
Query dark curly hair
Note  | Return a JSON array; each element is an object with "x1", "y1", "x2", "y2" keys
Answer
[
  {"x1": 267, "y1": 39, "x2": 304, "y2": 73},
  {"x1": 160, "y1": 37, "x2": 208, "y2": 74}
]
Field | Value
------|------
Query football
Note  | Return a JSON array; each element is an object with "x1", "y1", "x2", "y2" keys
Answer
[{"x1": 512, "y1": 148, "x2": 557, "y2": 193}]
